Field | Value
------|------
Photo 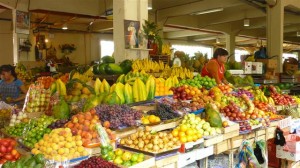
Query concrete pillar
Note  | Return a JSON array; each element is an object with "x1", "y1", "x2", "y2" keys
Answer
[
  {"x1": 113, "y1": 0, "x2": 149, "y2": 63},
  {"x1": 225, "y1": 32, "x2": 236, "y2": 62},
  {"x1": 266, "y1": 0, "x2": 284, "y2": 72},
  {"x1": 12, "y1": 9, "x2": 18, "y2": 64}
]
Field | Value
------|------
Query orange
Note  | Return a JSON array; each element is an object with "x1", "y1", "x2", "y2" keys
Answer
[
  {"x1": 149, "y1": 115, "x2": 157, "y2": 123},
  {"x1": 179, "y1": 136, "x2": 187, "y2": 143},
  {"x1": 186, "y1": 129, "x2": 194, "y2": 136},
  {"x1": 180, "y1": 125, "x2": 188, "y2": 132},
  {"x1": 187, "y1": 135, "x2": 193, "y2": 142},
  {"x1": 103, "y1": 121, "x2": 110, "y2": 128},
  {"x1": 172, "y1": 129, "x2": 179, "y2": 137},
  {"x1": 178, "y1": 131, "x2": 186, "y2": 138}
]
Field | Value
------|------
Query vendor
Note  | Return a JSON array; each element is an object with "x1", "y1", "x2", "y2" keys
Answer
[
  {"x1": 201, "y1": 48, "x2": 229, "y2": 84},
  {"x1": 0, "y1": 65, "x2": 27, "y2": 105}
]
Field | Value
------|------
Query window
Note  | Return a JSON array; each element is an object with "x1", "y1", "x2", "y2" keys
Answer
[
  {"x1": 100, "y1": 40, "x2": 114, "y2": 57},
  {"x1": 235, "y1": 49, "x2": 250, "y2": 62},
  {"x1": 283, "y1": 53, "x2": 298, "y2": 61},
  {"x1": 171, "y1": 44, "x2": 213, "y2": 58}
]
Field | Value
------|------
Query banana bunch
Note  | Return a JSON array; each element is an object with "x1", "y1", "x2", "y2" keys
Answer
[
  {"x1": 161, "y1": 43, "x2": 172, "y2": 55},
  {"x1": 132, "y1": 59, "x2": 169, "y2": 73},
  {"x1": 51, "y1": 79, "x2": 67, "y2": 96},
  {"x1": 117, "y1": 70, "x2": 150, "y2": 85},
  {"x1": 71, "y1": 72, "x2": 93, "y2": 83},
  {"x1": 253, "y1": 89, "x2": 268, "y2": 103},
  {"x1": 160, "y1": 67, "x2": 194, "y2": 79}
]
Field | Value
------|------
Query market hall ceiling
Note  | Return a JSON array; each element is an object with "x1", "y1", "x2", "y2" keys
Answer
[{"x1": 1, "y1": 0, "x2": 300, "y2": 48}]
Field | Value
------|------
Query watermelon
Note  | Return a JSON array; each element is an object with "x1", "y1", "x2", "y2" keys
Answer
[
  {"x1": 101, "y1": 56, "x2": 115, "y2": 63},
  {"x1": 120, "y1": 59, "x2": 132, "y2": 74}
]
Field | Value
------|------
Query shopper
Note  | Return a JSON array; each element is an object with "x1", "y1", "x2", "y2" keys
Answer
[
  {"x1": 0, "y1": 65, "x2": 27, "y2": 105},
  {"x1": 201, "y1": 48, "x2": 229, "y2": 84}
]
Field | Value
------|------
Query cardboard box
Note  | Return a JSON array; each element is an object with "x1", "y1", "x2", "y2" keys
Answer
[
  {"x1": 244, "y1": 62, "x2": 252, "y2": 74},
  {"x1": 256, "y1": 59, "x2": 278, "y2": 69},
  {"x1": 252, "y1": 62, "x2": 263, "y2": 74}
]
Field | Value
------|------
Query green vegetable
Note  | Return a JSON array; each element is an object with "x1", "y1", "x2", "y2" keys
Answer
[
  {"x1": 105, "y1": 63, "x2": 123, "y2": 75},
  {"x1": 101, "y1": 56, "x2": 115, "y2": 63},
  {"x1": 120, "y1": 59, "x2": 133, "y2": 74}
]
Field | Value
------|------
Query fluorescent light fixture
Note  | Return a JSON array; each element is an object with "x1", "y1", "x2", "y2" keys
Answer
[
  {"x1": 190, "y1": 8, "x2": 223, "y2": 15},
  {"x1": 244, "y1": 19, "x2": 250, "y2": 26},
  {"x1": 148, "y1": 0, "x2": 152, "y2": 10},
  {"x1": 297, "y1": 32, "x2": 300, "y2": 37},
  {"x1": 62, "y1": 24, "x2": 68, "y2": 30}
]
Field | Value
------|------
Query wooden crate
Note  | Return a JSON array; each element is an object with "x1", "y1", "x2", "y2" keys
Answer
[
  {"x1": 266, "y1": 127, "x2": 277, "y2": 140},
  {"x1": 155, "y1": 154, "x2": 178, "y2": 168},
  {"x1": 214, "y1": 139, "x2": 231, "y2": 154},
  {"x1": 223, "y1": 130, "x2": 239, "y2": 140},
  {"x1": 221, "y1": 123, "x2": 239, "y2": 134},
  {"x1": 230, "y1": 135, "x2": 244, "y2": 149},
  {"x1": 204, "y1": 134, "x2": 223, "y2": 147}
]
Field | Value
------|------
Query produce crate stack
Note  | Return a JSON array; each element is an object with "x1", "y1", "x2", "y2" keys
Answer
[{"x1": 149, "y1": 55, "x2": 170, "y2": 65}]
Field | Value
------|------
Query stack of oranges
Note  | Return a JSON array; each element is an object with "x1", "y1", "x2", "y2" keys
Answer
[
  {"x1": 141, "y1": 115, "x2": 161, "y2": 125},
  {"x1": 155, "y1": 78, "x2": 173, "y2": 96},
  {"x1": 171, "y1": 124, "x2": 202, "y2": 143},
  {"x1": 37, "y1": 76, "x2": 55, "y2": 89}
]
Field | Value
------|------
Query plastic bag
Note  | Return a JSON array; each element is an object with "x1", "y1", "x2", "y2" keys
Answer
[
  {"x1": 254, "y1": 140, "x2": 268, "y2": 168},
  {"x1": 235, "y1": 140, "x2": 260, "y2": 168},
  {"x1": 22, "y1": 83, "x2": 51, "y2": 113}
]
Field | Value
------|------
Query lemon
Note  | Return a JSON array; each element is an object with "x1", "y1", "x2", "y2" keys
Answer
[
  {"x1": 51, "y1": 143, "x2": 59, "y2": 150},
  {"x1": 58, "y1": 148, "x2": 65, "y2": 155},
  {"x1": 65, "y1": 142, "x2": 72, "y2": 148},
  {"x1": 76, "y1": 141, "x2": 82, "y2": 146},
  {"x1": 69, "y1": 148, "x2": 76, "y2": 154},
  {"x1": 77, "y1": 146, "x2": 84, "y2": 153}
]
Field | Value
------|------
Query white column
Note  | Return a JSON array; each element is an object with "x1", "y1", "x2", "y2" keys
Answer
[
  {"x1": 113, "y1": 0, "x2": 149, "y2": 63},
  {"x1": 266, "y1": 1, "x2": 284, "y2": 72},
  {"x1": 12, "y1": 9, "x2": 19, "y2": 64},
  {"x1": 225, "y1": 32, "x2": 236, "y2": 62}
]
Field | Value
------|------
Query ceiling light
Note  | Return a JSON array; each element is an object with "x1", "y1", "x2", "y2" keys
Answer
[
  {"x1": 148, "y1": 0, "x2": 152, "y2": 10},
  {"x1": 216, "y1": 38, "x2": 220, "y2": 44},
  {"x1": 45, "y1": 39, "x2": 49, "y2": 43},
  {"x1": 190, "y1": 8, "x2": 223, "y2": 15},
  {"x1": 297, "y1": 32, "x2": 300, "y2": 37},
  {"x1": 244, "y1": 19, "x2": 250, "y2": 27},
  {"x1": 62, "y1": 24, "x2": 68, "y2": 30}
]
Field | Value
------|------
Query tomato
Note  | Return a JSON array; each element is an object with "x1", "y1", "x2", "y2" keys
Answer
[
  {"x1": 0, "y1": 159, "x2": 7, "y2": 164},
  {"x1": 6, "y1": 146, "x2": 13, "y2": 153},
  {"x1": 0, "y1": 145, "x2": 7, "y2": 153},
  {"x1": 14, "y1": 152, "x2": 20, "y2": 160},
  {"x1": 10, "y1": 140, "x2": 17, "y2": 147},
  {"x1": 4, "y1": 154, "x2": 14, "y2": 160},
  {"x1": 1, "y1": 140, "x2": 9, "y2": 147}
]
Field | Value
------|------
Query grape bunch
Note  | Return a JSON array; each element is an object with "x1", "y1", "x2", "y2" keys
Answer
[
  {"x1": 94, "y1": 105, "x2": 142, "y2": 129},
  {"x1": 148, "y1": 103, "x2": 180, "y2": 121},
  {"x1": 75, "y1": 156, "x2": 119, "y2": 168},
  {"x1": 232, "y1": 89, "x2": 253, "y2": 99},
  {"x1": 47, "y1": 119, "x2": 69, "y2": 129}
]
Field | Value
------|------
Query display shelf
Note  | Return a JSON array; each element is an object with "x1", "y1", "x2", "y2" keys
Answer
[{"x1": 126, "y1": 48, "x2": 153, "y2": 51}]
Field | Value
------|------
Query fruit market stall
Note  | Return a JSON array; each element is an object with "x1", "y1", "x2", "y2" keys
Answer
[{"x1": 1, "y1": 58, "x2": 300, "y2": 168}]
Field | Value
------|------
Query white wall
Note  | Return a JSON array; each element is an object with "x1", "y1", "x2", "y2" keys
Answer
[{"x1": 0, "y1": 10, "x2": 13, "y2": 65}]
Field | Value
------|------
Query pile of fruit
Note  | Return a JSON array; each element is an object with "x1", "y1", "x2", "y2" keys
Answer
[
  {"x1": 147, "y1": 103, "x2": 180, "y2": 121},
  {"x1": 5, "y1": 122, "x2": 28, "y2": 137},
  {"x1": 171, "y1": 85, "x2": 201, "y2": 100},
  {"x1": 65, "y1": 82, "x2": 94, "y2": 103},
  {"x1": 95, "y1": 104, "x2": 142, "y2": 129},
  {"x1": 177, "y1": 75, "x2": 217, "y2": 89},
  {"x1": 271, "y1": 92, "x2": 296, "y2": 105},
  {"x1": 2, "y1": 154, "x2": 45, "y2": 168},
  {"x1": 120, "y1": 127, "x2": 181, "y2": 153},
  {"x1": 0, "y1": 108, "x2": 12, "y2": 128},
  {"x1": 75, "y1": 156, "x2": 119, "y2": 168},
  {"x1": 160, "y1": 67, "x2": 194, "y2": 79},
  {"x1": 65, "y1": 111, "x2": 101, "y2": 147},
  {"x1": 155, "y1": 77, "x2": 176, "y2": 96},
  {"x1": 31, "y1": 128, "x2": 88, "y2": 161},
  {"x1": 0, "y1": 138, "x2": 21, "y2": 164},
  {"x1": 37, "y1": 76, "x2": 55, "y2": 89},
  {"x1": 9, "y1": 111, "x2": 28, "y2": 127},
  {"x1": 24, "y1": 84, "x2": 51, "y2": 113},
  {"x1": 47, "y1": 119, "x2": 69, "y2": 129},
  {"x1": 22, "y1": 115, "x2": 54, "y2": 148},
  {"x1": 141, "y1": 115, "x2": 161, "y2": 125},
  {"x1": 132, "y1": 59, "x2": 167, "y2": 73}
]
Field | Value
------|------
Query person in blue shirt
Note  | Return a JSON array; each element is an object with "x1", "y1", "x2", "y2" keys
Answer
[{"x1": 0, "y1": 65, "x2": 27, "y2": 104}]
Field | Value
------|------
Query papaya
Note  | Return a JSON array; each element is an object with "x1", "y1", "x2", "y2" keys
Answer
[
  {"x1": 101, "y1": 56, "x2": 115, "y2": 63},
  {"x1": 53, "y1": 97, "x2": 70, "y2": 119},
  {"x1": 146, "y1": 76, "x2": 156, "y2": 100},
  {"x1": 105, "y1": 63, "x2": 123, "y2": 75},
  {"x1": 205, "y1": 103, "x2": 222, "y2": 128},
  {"x1": 115, "y1": 82, "x2": 125, "y2": 104},
  {"x1": 124, "y1": 83, "x2": 133, "y2": 104}
]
